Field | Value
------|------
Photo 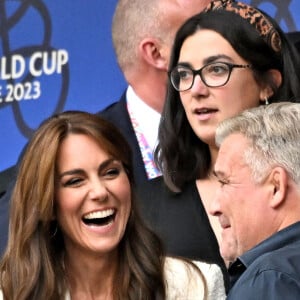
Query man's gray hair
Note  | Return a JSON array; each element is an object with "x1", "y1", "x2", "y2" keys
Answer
[
  {"x1": 215, "y1": 102, "x2": 300, "y2": 185},
  {"x1": 112, "y1": 0, "x2": 167, "y2": 72}
]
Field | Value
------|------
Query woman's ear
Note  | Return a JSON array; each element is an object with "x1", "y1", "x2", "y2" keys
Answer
[
  {"x1": 268, "y1": 69, "x2": 282, "y2": 90},
  {"x1": 260, "y1": 69, "x2": 282, "y2": 100}
]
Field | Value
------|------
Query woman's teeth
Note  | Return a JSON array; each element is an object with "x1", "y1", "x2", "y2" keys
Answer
[{"x1": 82, "y1": 209, "x2": 115, "y2": 226}]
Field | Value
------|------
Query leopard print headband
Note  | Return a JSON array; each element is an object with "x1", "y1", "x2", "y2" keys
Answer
[{"x1": 204, "y1": 0, "x2": 281, "y2": 53}]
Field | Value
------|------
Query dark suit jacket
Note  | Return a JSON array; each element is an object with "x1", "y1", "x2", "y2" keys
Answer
[
  {"x1": 98, "y1": 93, "x2": 149, "y2": 186},
  {"x1": 0, "y1": 180, "x2": 13, "y2": 254},
  {"x1": 0, "y1": 166, "x2": 17, "y2": 255}
]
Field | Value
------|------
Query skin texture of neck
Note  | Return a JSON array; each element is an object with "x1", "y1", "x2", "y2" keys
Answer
[{"x1": 64, "y1": 250, "x2": 117, "y2": 300}]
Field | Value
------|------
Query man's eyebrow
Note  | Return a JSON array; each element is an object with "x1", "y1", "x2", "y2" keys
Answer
[{"x1": 212, "y1": 169, "x2": 227, "y2": 179}]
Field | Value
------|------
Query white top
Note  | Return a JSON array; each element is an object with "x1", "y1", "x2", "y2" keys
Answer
[
  {"x1": 164, "y1": 257, "x2": 226, "y2": 300},
  {"x1": 126, "y1": 85, "x2": 161, "y2": 153},
  {"x1": 0, "y1": 257, "x2": 225, "y2": 300}
]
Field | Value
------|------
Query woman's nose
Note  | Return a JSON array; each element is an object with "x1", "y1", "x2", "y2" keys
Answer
[
  {"x1": 190, "y1": 74, "x2": 209, "y2": 96},
  {"x1": 88, "y1": 179, "x2": 108, "y2": 202}
]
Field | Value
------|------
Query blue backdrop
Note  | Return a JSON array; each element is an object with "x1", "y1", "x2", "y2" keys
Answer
[{"x1": 0, "y1": 0, "x2": 299, "y2": 172}]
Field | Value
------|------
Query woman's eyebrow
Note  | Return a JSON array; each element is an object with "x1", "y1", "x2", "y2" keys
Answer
[
  {"x1": 98, "y1": 158, "x2": 120, "y2": 172},
  {"x1": 177, "y1": 54, "x2": 234, "y2": 67},
  {"x1": 58, "y1": 169, "x2": 85, "y2": 179},
  {"x1": 58, "y1": 158, "x2": 118, "y2": 179},
  {"x1": 203, "y1": 54, "x2": 233, "y2": 65}
]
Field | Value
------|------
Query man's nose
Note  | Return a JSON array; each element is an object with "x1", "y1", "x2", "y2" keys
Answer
[{"x1": 209, "y1": 188, "x2": 222, "y2": 217}]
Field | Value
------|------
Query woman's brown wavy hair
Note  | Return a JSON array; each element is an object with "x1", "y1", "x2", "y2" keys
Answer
[{"x1": 0, "y1": 111, "x2": 166, "y2": 300}]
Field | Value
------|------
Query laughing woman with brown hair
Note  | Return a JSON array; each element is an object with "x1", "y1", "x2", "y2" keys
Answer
[{"x1": 0, "y1": 111, "x2": 225, "y2": 300}]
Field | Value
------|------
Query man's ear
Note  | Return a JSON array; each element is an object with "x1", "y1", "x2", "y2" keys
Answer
[
  {"x1": 268, "y1": 167, "x2": 287, "y2": 209},
  {"x1": 139, "y1": 38, "x2": 168, "y2": 70}
]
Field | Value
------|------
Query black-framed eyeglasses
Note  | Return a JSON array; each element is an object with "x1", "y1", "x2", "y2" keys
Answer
[{"x1": 169, "y1": 62, "x2": 251, "y2": 92}]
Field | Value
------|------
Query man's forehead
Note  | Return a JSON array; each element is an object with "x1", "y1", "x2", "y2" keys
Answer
[
  {"x1": 215, "y1": 133, "x2": 249, "y2": 174},
  {"x1": 175, "y1": 0, "x2": 211, "y2": 9},
  {"x1": 162, "y1": 0, "x2": 210, "y2": 17}
]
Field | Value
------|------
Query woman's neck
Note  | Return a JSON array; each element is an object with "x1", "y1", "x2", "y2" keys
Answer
[{"x1": 64, "y1": 250, "x2": 118, "y2": 299}]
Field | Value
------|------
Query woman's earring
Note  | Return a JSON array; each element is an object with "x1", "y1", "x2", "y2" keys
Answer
[{"x1": 265, "y1": 97, "x2": 269, "y2": 105}]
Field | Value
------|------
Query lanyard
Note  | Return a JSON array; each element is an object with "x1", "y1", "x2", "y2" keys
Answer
[{"x1": 127, "y1": 102, "x2": 162, "y2": 179}]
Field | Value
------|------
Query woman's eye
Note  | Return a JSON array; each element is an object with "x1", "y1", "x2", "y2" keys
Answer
[
  {"x1": 178, "y1": 69, "x2": 192, "y2": 80},
  {"x1": 105, "y1": 168, "x2": 121, "y2": 178},
  {"x1": 208, "y1": 64, "x2": 227, "y2": 75},
  {"x1": 63, "y1": 177, "x2": 83, "y2": 187}
]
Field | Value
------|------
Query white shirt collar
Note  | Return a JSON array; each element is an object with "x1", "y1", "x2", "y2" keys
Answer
[{"x1": 126, "y1": 86, "x2": 161, "y2": 152}]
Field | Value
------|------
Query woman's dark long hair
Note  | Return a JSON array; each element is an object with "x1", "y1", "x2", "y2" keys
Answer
[
  {"x1": 155, "y1": 9, "x2": 300, "y2": 192},
  {"x1": 0, "y1": 111, "x2": 166, "y2": 300}
]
